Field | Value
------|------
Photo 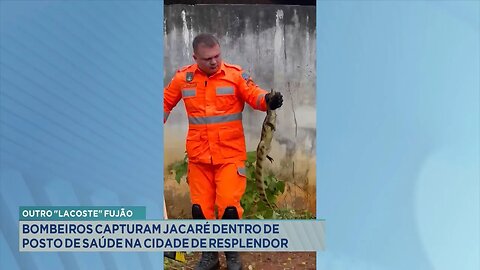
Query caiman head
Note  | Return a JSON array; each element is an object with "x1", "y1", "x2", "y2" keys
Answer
[{"x1": 264, "y1": 89, "x2": 277, "y2": 131}]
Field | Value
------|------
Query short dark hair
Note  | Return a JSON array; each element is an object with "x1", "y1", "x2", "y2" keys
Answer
[{"x1": 193, "y1": 33, "x2": 219, "y2": 52}]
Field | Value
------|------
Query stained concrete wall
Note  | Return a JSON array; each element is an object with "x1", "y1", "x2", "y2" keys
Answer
[{"x1": 164, "y1": 5, "x2": 316, "y2": 213}]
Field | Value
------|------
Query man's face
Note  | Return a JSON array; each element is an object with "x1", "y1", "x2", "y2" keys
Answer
[{"x1": 193, "y1": 43, "x2": 222, "y2": 76}]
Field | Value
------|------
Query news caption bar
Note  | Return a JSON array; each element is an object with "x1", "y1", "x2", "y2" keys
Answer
[{"x1": 19, "y1": 207, "x2": 325, "y2": 252}]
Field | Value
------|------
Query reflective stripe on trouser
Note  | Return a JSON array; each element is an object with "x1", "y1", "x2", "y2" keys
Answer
[{"x1": 187, "y1": 161, "x2": 246, "y2": 219}]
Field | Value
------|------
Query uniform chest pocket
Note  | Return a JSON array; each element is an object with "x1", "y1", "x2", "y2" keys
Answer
[
  {"x1": 182, "y1": 88, "x2": 200, "y2": 113},
  {"x1": 215, "y1": 86, "x2": 236, "y2": 111}
]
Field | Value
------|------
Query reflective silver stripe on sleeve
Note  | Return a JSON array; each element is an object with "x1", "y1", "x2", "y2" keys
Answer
[
  {"x1": 216, "y1": 86, "x2": 234, "y2": 95},
  {"x1": 237, "y1": 167, "x2": 246, "y2": 177},
  {"x1": 182, "y1": 89, "x2": 196, "y2": 97},
  {"x1": 164, "y1": 112, "x2": 170, "y2": 122},
  {"x1": 189, "y1": 112, "x2": 242, "y2": 125},
  {"x1": 256, "y1": 93, "x2": 266, "y2": 108}
]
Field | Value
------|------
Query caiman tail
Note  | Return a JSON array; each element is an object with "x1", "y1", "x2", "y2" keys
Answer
[{"x1": 255, "y1": 89, "x2": 277, "y2": 209}]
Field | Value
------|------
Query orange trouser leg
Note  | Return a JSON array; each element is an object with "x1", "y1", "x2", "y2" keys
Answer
[
  {"x1": 214, "y1": 161, "x2": 247, "y2": 219},
  {"x1": 187, "y1": 162, "x2": 216, "y2": 219}
]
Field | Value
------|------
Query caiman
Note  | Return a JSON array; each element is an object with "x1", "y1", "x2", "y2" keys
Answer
[{"x1": 255, "y1": 89, "x2": 278, "y2": 209}]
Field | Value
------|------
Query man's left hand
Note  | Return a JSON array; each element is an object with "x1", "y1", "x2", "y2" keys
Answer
[{"x1": 265, "y1": 92, "x2": 283, "y2": 110}]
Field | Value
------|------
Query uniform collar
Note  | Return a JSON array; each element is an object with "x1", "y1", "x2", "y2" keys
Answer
[{"x1": 194, "y1": 62, "x2": 226, "y2": 77}]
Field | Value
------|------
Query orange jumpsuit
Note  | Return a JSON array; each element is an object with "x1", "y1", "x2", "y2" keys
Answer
[{"x1": 164, "y1": 62, "x2": 268, "y2": 219}]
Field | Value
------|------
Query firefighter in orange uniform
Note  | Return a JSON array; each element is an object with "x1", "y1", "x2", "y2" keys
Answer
[{"x1": 164, "y1": 33, "x2": 283, "y2": 270}]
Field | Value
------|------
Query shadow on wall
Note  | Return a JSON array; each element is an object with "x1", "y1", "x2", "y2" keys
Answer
[{"x1": 164, "y1": 4, "x2": 316, "y2": 216}]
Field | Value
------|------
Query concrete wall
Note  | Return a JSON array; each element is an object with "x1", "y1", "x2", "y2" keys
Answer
[{"x1": 164, "y1": 4, "x2": 316, "y2": 213}]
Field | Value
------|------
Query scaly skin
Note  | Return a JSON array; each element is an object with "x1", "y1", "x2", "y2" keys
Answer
[{"x1": 255, "y1": 89, "x2": 277, "y2": 209}]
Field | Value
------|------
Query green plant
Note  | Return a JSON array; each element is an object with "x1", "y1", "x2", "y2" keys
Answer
[{"x1": 167, "y1": 154, "x2": 188, "y2": 183}]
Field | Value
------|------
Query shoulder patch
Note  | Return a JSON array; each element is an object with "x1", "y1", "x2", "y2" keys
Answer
[
  {"x1": 186, "y1": 72, "x2": 194, "y2": 82},
  {"x1": 224, "y1": 62, "x2": 242, "y2": 71}
]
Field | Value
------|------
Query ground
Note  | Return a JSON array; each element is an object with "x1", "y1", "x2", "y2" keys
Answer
[{"x1": 165, "y1": 252, "x2": 316, "y2": 270}]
